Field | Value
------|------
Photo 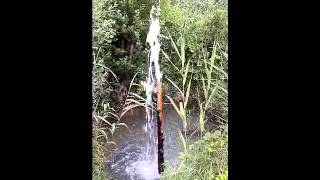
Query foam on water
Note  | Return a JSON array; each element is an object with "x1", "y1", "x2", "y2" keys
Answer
[
  {"x1": 106, "y1": 106, "x2": 184, "y2": 180},
  {"x1": 125, "y1": 160, "x2": 160, "y2": 180}
]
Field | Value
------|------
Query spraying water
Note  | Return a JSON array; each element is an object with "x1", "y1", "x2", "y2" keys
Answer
[
  {"x1": 144, "y1": 4, "x2": 164, "y2": 173},
  {"x1": 106, "y1": 4, "x2": 165, "y2": 180}
]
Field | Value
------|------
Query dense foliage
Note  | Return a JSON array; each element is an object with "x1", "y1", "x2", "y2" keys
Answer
[
  {"x1": 93, "y1": 0, "x2": 155, "y2": 82},
  {"x1": 159, "y1": 1, "x2": 228, "y2": 179},
  {"x1": 160, "y1": 0, "x2": 227, "y2": 80},
  {"x1": 161, "y1": 129, "x2": 228, "y2": 180},
  {"x1": 160, "y1": 0, "x2": 228, "y2": 125}
]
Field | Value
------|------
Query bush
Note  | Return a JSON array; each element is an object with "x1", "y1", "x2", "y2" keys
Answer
[
  {"x1": 92, "y1": 138, "x2": 108, "y2": 180},
  {"x1": 160, "y1": 0, "x2": 228, "y2": 128},
  {"x1": 92, "y1": 1, "x2": 122, "y2": 179},
  {"x1": 160, "y1": 0, "x2": 228, "y2": 87},
  {"x1": 161, "y1": 129, "x2": 228, "y2": 180}
]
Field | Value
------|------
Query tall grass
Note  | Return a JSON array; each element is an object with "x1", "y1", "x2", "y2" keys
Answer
[
  {"x1": 161, "y1": 130, "x2": 228, "y2": 180},
  {"x1": 162, "y1": 34, "x2": 192, "y2": 151},
  {"x1": 118, "y1": 72, "x2": 150, "y2": 120},
  {"x1": 197, "y1": 42, "x2": 228, "y2": 136},
  {"x1": 92, "y1": 49, "x2": 130, "y2": 180},
  {"x1": 160, "y1": 21, "x2": 228, "y2": 180}
]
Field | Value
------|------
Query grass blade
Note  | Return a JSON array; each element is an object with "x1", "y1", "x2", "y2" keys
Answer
[
  {"x1": 178, "y1": 129, "x2": 187, "y2": 152},
  {"x1": 168, "y1": 33, "x2": 182, "y2": 62},
  {"x1": 128, "y1": 92, "x2": 146, "y2": 102},
  {"x1": 94, "y1": 114, "x2": 112, "y2": 126},
  {"x1": 179, "y1": 101, "x2": 186, "y2": 130},
  {"x1": 205, "y1": 61, "x2": 228, "y2": 78},
  {"x1": 205, "y1": 84, "x2": 218, "y2": 109},
  {"x1": 116, "y1": 122, "x2": 129, "y2": 130},
  {"x1": 201, "y1": 75, "x2": 208, "y2": 100},
  {"x1": 107, "y1": 111, "x2": 119, "y2": 119},
  {"x1": 181, "y1": 37, "x2": 185, "y2": 69},
  {"x1": 161, "y1": 49, "x2": 180, "y2": 73},
  {"x1": 166, "y1": 77, "x2": 184, "y2": 98},
  {"x1": 184, "y1": 77, "x2": 192, "y2": 109},
  {"x1": 182, "y1": 58, "x2": 190, "y2": 87},
  {"x1": 125, "y1": 98, "x2": 146, "y2": 108},
  {"x1": 199, "y1": 103, "x2": 205, "y2": 134},
  {"x1": 166, "y1": 95, "x2": 184, "y2": 121},
  {"x1": 97, "y1": 129, "x2": 108, "y2": 141},
  {"x1": 128, "y1": 72, "x2": 139, "y2": 93},
  {"x1": 96, "y1": 63, "x2": 119, "y2": 82},
  {"x1": 120, "y1": 104, "x2": 143, "y2": 119},
  {"x1": 106, "y1": 141, "x2": 117, "y2": 146},
  {"x1": 111, "y1": 123, "x2": 116, "y2": 135}
]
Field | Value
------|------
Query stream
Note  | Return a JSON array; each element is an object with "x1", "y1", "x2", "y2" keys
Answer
[{"x1": 105, "y1": 105, "x2": 184, "y2": 180}]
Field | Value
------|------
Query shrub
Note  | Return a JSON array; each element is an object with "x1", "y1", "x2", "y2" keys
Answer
[
  {"x1": 161, "y1": 129, "x2": 228, "y2": 180},
  {"x1": 160, "y1": 0, "x2": 228, "y2": 87}
]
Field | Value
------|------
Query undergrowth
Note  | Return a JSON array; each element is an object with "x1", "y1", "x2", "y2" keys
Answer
[
  {"x1": 161, "y1": 128, "x2": 228, "y2": 180},
  {"x1": 160, "y1": 0, "x2": 228, "y2": 179}
]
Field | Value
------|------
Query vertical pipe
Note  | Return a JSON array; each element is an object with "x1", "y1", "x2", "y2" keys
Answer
[{"x1": 156, "y1": 82, "x2": 164, "y2": 173}]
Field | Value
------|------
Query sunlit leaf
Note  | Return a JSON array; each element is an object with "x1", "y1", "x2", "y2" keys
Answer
[
  {"x1": 184, "y1": 77, "x2": 192, "y2": 109},
  {"x1": 161, "y1": 49, "x2": 180, "y2": 72},
  {"x1": 168, "y1": 33, "x2": 182, "y2": 62},
  {"x1": 166, "y1": 77, "x2": 184, "y2": 98}
]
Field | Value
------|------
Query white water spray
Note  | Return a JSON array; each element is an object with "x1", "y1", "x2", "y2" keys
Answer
[
  {"x1": 120, "y1": 5, "x2": 162, "y2": 180},
  {"x1": 144, "y1": 5, "x2": 161, "y2": 164}
]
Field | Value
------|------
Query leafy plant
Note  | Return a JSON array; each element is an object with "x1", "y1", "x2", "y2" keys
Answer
[
  {"x1": 119, "y1": 72, "x2": 148, "y2": 119},
  {"x1": 161, "y1": 129, "x2": 228, "y2": 180},
  {"x1": 216, "y1": 170, "x2": 228, "y2": 180},
  {"x1": 160, "y1": 1, "x2": 228, "y2": 179},
  {"x1": 196, "y1": 42, "x2": 228, "y2": 135},
  {"x1": 160, "y1": 0, "x2": 227, "y2": 80},
  {"x1": 162, "y1": 35, "x2": 192, "y2": 141}
]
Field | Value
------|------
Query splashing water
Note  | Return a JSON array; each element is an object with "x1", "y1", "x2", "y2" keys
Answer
[
  {"x1": 144, "y1": 5, "x2": 162, "y2": 165},
  {"x1": 106, "y1": 106, "x2": 184, "y2": 180},
  {"x1": 106, "y1": 5, "x2": 163, "y2": 180},
  {"x1": 145, "y1": 5, "x2": 161, "y2": 110}
]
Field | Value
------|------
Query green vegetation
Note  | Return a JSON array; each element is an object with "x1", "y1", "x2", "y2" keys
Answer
[
  {"x1": 93, "y1": 0, "x2": 228, "y2": 179},
  {"x1": 161, "y1": 129, "x2": 228, "y2": 180},
  {"x1": 161, "y1": 1, "x2": 227, "y2": 179}
]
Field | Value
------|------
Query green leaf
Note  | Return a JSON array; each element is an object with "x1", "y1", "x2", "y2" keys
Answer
[
  {"x1": 166, "y1": 77, "x2": 184, "y2": 98},
  {"x1": 205, "y1": 84, "x2": 218, "y2": 110},
  {"x1": 199, "y1": 103, "x2": 205, "y2": 134},
  {"x1": 128, "y1": 72, "x2": 139, "y2": 93},
  {"x1": 94, "y1": 114, "x2": 112, "y2": 126},
  {"x1": 205, "y1": 61, "x2": 228, "y2": 78},
  {"x1": 168, "y1": 33, "x2": 182, "y2": 62},
  {"x1": 178, "y1": 129, "x2": 187, "y2": 152},
  {"x1": 184, "y1": 76, "x2": 192, "y2": 109},
  {"x1": 96, "y1": 64, "x2": 119, "y2": 82},
  {"x1": 179, "y1": 101, "x2": 186, "y2": 129},
  {"x1": 201, "y1": 75, "x2": 208, "y2": 100},
  {"x1": 181, "y1": 36, "x2": 186, "y2": 69},
  {"x1": 166, "y1": 95, "x2": 184, "y2": 121},
  {"x1": 208, "y1": 147, "x2": 214, "y2": 152},
  {"x1": 161, "y1": 49, "x2": 180, "y2": 72},
  {"x1": 182, "y1": 58, "x2": 190, "y2": 87}
]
